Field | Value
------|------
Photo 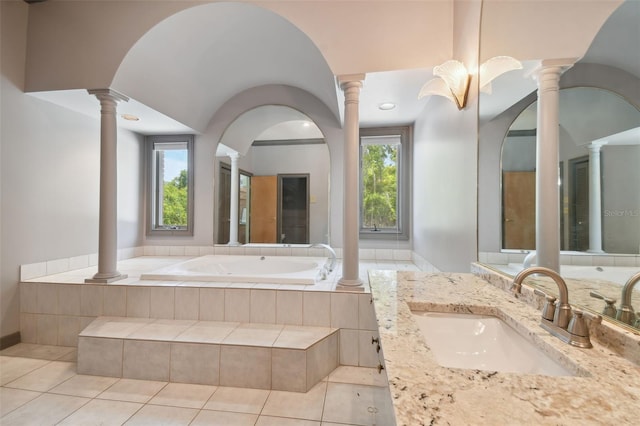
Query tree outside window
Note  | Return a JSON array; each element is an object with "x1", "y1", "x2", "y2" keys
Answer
[{"x1": 359, "y1": 127, "x2": 411, "y2": 240}]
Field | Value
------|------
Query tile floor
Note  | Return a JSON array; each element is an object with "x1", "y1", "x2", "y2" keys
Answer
[
  {"x1": 9, "y1": 257, "x2": 418, "y2": 424},
  {"x1": 0, "y1": 344, "x2": 396, "y2": 426}
]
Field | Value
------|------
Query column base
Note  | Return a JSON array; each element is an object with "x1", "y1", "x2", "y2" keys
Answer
[
  {"x1": 85, "y1": 273, "x2": 128, "y2": 284},
  {"x1": 336, "y1": 278, "x2": 364, "y2": 292},
  {"x1": 587, "y1": 249, "x2": 605, "y2": 254},
  {"x1": 227, "y1": 242, "x2": 242, "y2": 247}
]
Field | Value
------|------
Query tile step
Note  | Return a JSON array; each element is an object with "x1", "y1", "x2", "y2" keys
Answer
[{"x1": 77, "y1": 317, "x2": 339, "y2": 392}]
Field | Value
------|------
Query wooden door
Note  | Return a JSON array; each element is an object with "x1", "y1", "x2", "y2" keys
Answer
[
  {"x1": 503, "y1": 171, "x2": 536, "y2": 249},
  {"x1": 250, "y1": 176, "x2": 277, "y2": 243}
]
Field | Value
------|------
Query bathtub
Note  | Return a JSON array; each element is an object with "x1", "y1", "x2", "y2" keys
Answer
[{"x1": 140, "y1": 255, "x2": 331, "y2": 285}]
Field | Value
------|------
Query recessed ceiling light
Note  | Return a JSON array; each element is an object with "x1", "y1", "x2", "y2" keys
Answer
[
  {"x1": 121, "y1": 114, "x2": 140, "y2": 121},
  {"x1": 378, "y1": 102, "x2": 396, "y2": 111}
]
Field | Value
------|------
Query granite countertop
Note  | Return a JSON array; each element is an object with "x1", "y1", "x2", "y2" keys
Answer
[{"x1": 370, "y1": 271, "x2": 640, "y2": 426}]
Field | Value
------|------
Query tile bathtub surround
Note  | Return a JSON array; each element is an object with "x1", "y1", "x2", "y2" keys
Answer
[
  {"x1": 1, "y1": 344, "x2": 395, "y2": 425},
  {"x1": 369, "y1": 270, "x2": 640, "y2": 425}
]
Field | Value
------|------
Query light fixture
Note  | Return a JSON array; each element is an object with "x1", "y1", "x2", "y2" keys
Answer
[
  {"x1": 418, "y1": 56, "x2": 522, "y2": 110},
  {"x1": 121, "y1": 113, "x2": 140, "y2": 121},
  {"x1": 418, "y1": 60, "x2": 470, "y2": 109},
  {"x1": 479, "y1": 56, "x2": 523, "y2": 94},
  {"x1": 378, "y1": 102, "x2": 396, "y2": 111}
]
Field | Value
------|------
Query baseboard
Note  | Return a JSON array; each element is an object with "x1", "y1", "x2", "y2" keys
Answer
[{"x1": 0, "y1": 332, "x2": 20, "y2": 350}]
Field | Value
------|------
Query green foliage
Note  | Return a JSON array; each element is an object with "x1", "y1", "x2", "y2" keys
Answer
[
  {"x1": 362, "y1": 144, "x2": 397, "y2": 228},
  {"x1": 162, "y1": 169, "x2": 188, "y2": 226}
]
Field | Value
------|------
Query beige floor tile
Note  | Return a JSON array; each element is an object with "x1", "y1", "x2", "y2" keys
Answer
[
  {"x1": 0, "y1": 343, "x2": 76, "y2": 360},
  {"x1": 0, "y1": 356, "x2": 50, "y2": 385},
  {"x1": 328, "y1": 366, "x2": 389, "y2": 387},
  {"x1": 56, "y1": 398, "x2": 142, "y2": 426},
  {"x1": 222, "y1": 323, "x2": 283, "y2": 346},
  {"x1": 57, "y1": 348, "x2": 78, "y2": 362},
  {"x1": 80, "y1": 317, "x2": 153, "y2": 338},
  {"x1": 148, "y1": 382, "x2": 217, "y2": 409},
  {"x1": 256, "y1": 416, "x2": 321, "y2": 426},
  {"x1": 0, "y1": 387, "x2": 41, "y2": 416},
  {"x1": 261, "y1": 381, "x2": 327, "y2": 421},
  {"x1": 0, "y1": 393, "x2": 89, "y2": 426},
  {"x1": 274, "y1": 326, "x2": 334, "y2": 349},
  {"x1": 174, "y1": 321, "x2": 238, "y2": 343},
  {"x1": 191, "y1": 410, "x2": 258, "y2": 426},
  {"x1": 123, "y1": 404, "x2": 199, "y2": 425},
  {"x1": 4, "y1": 361, "x2": 76, "y2": 392},
  {"x1": 203, "y1": 386, "x2": 269, "y2": 414},
  {"x1": 127, "y1": 320, "x2": 195, "y2": 340},
  {"x1": 96, "y1": 378, "x2": 167, "y2": 403},
  {"x1": 50, "y1": 374, "x2": 119, "y2": 398},
  {"x1": 322, "y1": 382, "x2": 395, "y2": 426}
]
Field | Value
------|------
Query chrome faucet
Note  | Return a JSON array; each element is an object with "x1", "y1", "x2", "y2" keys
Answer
[
  {"x1": 616, "y1": 271, "x2": 640, "y2": 326},
  {"x1": 512, "y1": 267, "x2": 601, "y2": 348},
  {"x1": 311, "y1": 243, "x2": 337, "y2": 273}
]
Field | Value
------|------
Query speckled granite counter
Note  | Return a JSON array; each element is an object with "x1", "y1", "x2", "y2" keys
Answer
[{"x1": 370, "y1": 271, "x2": 640, "y2": 426}]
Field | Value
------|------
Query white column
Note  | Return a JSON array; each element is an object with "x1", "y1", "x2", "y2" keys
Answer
[
  {"x1": 228, "y1": 152, "x2": 241, "y2": 246},
  {"x1": 588, "y1": 141, "x2": 607, "y2": 253},
  {"x1": 86, "y1": 89, "x2": 129, "y2": 283},
  {"x1": 338, "y1": 74, "x2": 365, "y2": 289},
  {"x1": 533, "y1": 59, "x2": 575, "y2": 273}
]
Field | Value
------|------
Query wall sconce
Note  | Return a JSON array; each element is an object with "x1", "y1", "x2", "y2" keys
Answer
[
  {"x1": 418, "y1": 60, "x2": 470, "y2": 109},
  {"x1": 418, "y1": 56, "x2": 522, "y2": 110},
  {"x1": 478, "y1": 56, "x2": 523, "y2": 94}
]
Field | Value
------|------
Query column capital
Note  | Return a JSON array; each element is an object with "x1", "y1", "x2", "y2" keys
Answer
[
  {"x1": 588, "y1": 140, "x2": 608, "y2": 151},
  {"x1": 228, "y1": 152, "x2": 240, "y2": 160},
  {"x1": 533, "y1": 58, "x2": 578, "y2": 89},
  {"x1": 337, "y1": 74, "x2": 365, "y2": 90},
  {"x1": 88, "y1": 88, "x2": 129, "y2": 103}
]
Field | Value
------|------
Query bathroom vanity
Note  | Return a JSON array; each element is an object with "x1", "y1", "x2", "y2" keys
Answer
[{"x1": 370, "y1": 271, "x2": 640, "y2": 425}]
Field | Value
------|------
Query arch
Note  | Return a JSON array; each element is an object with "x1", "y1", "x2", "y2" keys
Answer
[{"x1": 111, "y1": 2, "x2": 339, "y2": 133}]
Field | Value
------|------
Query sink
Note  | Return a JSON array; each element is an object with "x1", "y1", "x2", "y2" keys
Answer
[{"x1": 411, "y1": 311, "x2": 575, "y2": 376}]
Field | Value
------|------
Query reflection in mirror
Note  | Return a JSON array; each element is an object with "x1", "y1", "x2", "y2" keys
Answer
[
  {"x1": 502, "y1": 88, "x2": 640, "y2": 255},
  {"x1": 215, "y1": 105, "x2": 329, "y2": 245},
  {"x1": 479, "y1": 1, "x2": 640, "y2": 331}
]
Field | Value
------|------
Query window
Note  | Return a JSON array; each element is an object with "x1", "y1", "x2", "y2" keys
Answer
[
  {"x1": 146, "y1": 135, "x2": 194, "y2": 236},
  {"x1": 359, "y1": 126, "x2": 411, "y2": 240}
]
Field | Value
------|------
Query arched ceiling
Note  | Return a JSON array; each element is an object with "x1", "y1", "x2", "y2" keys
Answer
[
  {"x1": 112, "y1": 2, "x2": 338, "y2": 134},
  {"x1": 218, "y1": 105, "x2": 321, "y2": 156}
]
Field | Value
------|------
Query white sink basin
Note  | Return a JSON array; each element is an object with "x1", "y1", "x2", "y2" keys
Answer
[{"x1": 412, "y1": 311, "x2": 574, "y2": 376}]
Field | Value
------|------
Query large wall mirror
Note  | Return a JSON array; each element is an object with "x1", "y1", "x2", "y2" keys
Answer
[
  {"x1": 479, "y1": 0, "x2": 640, "y2": 331},
  {"x1": 215, "y1": 105, "x2": 330, "y2": 245}
]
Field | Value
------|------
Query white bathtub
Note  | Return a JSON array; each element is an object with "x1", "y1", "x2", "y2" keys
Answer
[{"x1": 140, "y1": 255, "x2": 330, "y2": 285}]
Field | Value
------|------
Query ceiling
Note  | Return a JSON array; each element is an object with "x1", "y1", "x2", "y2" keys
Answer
[{"x1": 27, "y1": 0, "x2": 638, "y2": 140}]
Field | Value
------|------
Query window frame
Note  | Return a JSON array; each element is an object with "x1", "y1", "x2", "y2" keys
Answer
[
  {"x1": 146, "y1": 134, "x2": 195, "y2": 236},
  {"x1": 359, "y1": 126, "x2": 412, "y2": 241}
]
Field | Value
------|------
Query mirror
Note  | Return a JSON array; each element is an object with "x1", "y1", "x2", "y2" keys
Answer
[
  {"x1": 479, "y1": 1, "x2": 640, "y2": 330},
  {"x1": 215, "y1": 105, "x2": 330, "y2": 245}
]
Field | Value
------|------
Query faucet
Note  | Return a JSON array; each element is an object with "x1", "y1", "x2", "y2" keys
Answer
[
  {"x1": 589, "y1": 291, "x2": 617, "y2": 318},
  {"x1": 513, "y1": 267, "x2": 572, "y2": 328},
  {"x1": 512, "y1": 267, "x2": 601, "y2": 348},
  {"x1": 616, "y1": 271, "x2": 640, "y2": 326},
  {"x1": 311, "y1": 243, "x2": 337, "y2": 273}
]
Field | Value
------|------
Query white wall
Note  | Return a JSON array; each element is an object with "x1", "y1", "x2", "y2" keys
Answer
[
  {"x1": 1, "y1": 1, "x2": 144, "y2": 339},
  {"x1": 411, "y1": 1, "x2": 481, "y2": 272}
]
